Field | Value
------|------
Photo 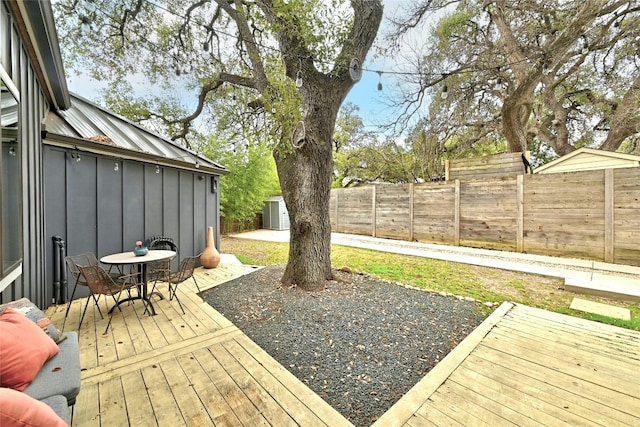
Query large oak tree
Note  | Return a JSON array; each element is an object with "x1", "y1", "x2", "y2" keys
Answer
[
  {"x1": 388, "y1": 0, "x2": 640, "y2": 160},
  {"x1": 54, "y1": 0, "x2": 383, "y2": 290}
]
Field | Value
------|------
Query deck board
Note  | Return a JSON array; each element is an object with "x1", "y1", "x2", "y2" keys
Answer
[
  {"x1": 374, "y1": 302, "x2": 640, "y2": 427},
  {"x1": 49, "y1": 264, "x2": 351, "y2": 426},
  {"x1": 47, "y1": 264, "x2": 640, "y2": 427}
]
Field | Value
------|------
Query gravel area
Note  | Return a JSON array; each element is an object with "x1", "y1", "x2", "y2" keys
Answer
[{"x1": 202, "y1": 265, "x2": 487, "y2": 426}]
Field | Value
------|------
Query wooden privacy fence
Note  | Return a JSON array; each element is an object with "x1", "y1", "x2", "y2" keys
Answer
[{"x1": 329, "y1": 168, "x2": 640, "y2": 266}]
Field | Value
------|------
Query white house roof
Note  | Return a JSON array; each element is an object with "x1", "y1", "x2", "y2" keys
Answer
[{"x1": 534, "y1": 147, "x2": 640, "y2": 174}]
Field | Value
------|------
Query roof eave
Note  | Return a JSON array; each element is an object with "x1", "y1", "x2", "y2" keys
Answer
[
  {"x1": 10, "y1": 0, "x2": 70, "y2": 110},
  {"x1": 44, "y1": 133, "x2": 229, "y2": 175}
]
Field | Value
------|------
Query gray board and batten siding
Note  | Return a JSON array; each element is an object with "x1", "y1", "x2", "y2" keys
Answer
[
  {"x1": 43, "y1": 93, "x2": 227, "y2": 301},
  {"x1": 1, "y1": 0, "x2": 227, "y2": 308},
  {"x1": 1, "y1": 0, "x2": 69, "y2": 308}
]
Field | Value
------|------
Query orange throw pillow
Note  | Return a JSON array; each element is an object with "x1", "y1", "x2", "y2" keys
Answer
[
  {"x1": 0, "y1": 388, "x2": 67, "y2": 427},
  {"x1": 0, "y1": 307, "x2": 59, "y2": 391}
]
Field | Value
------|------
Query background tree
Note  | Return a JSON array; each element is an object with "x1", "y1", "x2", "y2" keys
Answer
[
  {"x1": 203, "y1": 87, "x2": 281, "y2": 232},
  {"x1": 54, "y1": 0, "x2": 383, "y2": 290},
  {"x1": 388, "y1": 0, "x2": 640, "y2": 164}
]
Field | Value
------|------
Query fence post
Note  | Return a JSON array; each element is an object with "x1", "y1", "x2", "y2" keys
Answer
[
  {"x1": 409, "y1": 183, "x2": 414, "y2": 241},
  {"x1": 605, "y1": 169, "x2": 614, "y2": 263},
  {"x1": 335, "y1": 190, "x2": 339, "y2": 233},
  {"x1": 454, "y1": 180, "x2": 460, "y2": 246},
  {"x1": 371, "y1": 185, "x2": 377, "y2": 237},
  {"x1": 516, "y1": 175, "x2": 524, "y2": 252}
]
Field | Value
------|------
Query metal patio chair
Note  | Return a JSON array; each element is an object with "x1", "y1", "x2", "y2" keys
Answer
[
  {"x1": 77, "y1": 265, "x2": 140, "y2": 333},
  {"x1": 149, "y1": 256, "x2": 200, "y2": 315},
  {"x1": 145, "y1": 236, "x2": 179, "y2": 286},
  {"x1": 63, "y1": 252, "x2": 104, "y2": 331}
]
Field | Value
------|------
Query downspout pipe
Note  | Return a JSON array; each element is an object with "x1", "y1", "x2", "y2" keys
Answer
[
  {"x1": 51, "y1": 236, "x2": 66, "y2": 304},
  {"x1": 59, "y1": 239, "x2": 66, "y2": 304}
]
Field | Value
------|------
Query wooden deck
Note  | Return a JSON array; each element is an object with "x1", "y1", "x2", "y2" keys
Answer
[
  {"x1": 374, "y1": 302, "x2": 640, "y2": 427},
  {"x1": 46, "y1": 262, "x2": 352, "y2": 427},
  {"x1": 47, "y1": 264, "x2": 640, "y2": 427}
]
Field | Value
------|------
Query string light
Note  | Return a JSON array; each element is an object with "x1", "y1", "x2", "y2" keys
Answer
[
  {"x1": 114, "y1": 161, "x2": 119, "y2": 171},
  {"x1": 581, "y1": 35, "x2": 589, "y2": 55},
  {"x1": 441, "y1": 74, "x2": 448, "y2": 99},
  {"x1": 156, "y1": 165, "x2": 160, "y2": 174},
  {"x1": 85, "y1": 0, "x2": 601, "y2": 95},
  {"x1": 295, "y1": 58, "x2": 303, "y2": 88}
]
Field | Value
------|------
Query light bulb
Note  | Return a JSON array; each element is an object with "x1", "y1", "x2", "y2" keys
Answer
[
  {"x1": 114, "y1": 161, "x2": 119, "y2": 171},
  {"x1": 377, "y1": 82, "x2": 383, "y2": 91},
  {"x1": 79, "y1": 15, "x2": 91, "y2": 32},
  {"x1": 8, "y1": 147, "x2": 16, "y2": 157},
  {"x1": 581, "y1": 36, "x2": 589, "y2": 55},
  {"x1": 295, "y1": 71, "x2": 303, "y2": 88},
  {"x1": 441, "y1": 85, "x2": 448, "y2": 99},
  {"x1": 155, "y1": 165, "x2": 160, "y2": 174}
]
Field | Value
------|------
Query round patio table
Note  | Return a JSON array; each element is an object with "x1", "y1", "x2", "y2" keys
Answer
[{"x1": 101, "y1": 250, "x2": 176, "y2": 316}]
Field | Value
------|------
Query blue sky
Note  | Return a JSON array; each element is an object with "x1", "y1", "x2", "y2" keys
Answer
[{"x1": 64, "y1": 1, "x2": 421, "y2": 135}]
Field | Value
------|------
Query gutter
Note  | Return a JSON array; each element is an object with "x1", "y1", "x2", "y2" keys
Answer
[{"x1": 44, "y1": 133, "x2": 229, "y2": 175}]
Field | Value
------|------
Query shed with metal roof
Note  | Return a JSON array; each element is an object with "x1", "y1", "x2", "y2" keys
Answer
[
  {"x1": 42, "y1": 93, "x2": 228, "y2": 301},
  {"x1": 44, "y1": 93, "x2": 226, "y2": 175}
]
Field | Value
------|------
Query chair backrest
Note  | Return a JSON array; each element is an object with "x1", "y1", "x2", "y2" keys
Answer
[
  {"x1": 146, "y1": 236, "x2": 178, "y2": 252},
  {"x1": 77, "y1": 265, "x2": 117, "y2": 295},
  {"x1": 65, "y1": 252, "x2": 100, "y2": 284},
  {"x1": 146, "y1": 236, "x2": 179, "y2": 270},
  {"x1": 170, "y1": 256, "x2": 198, "y2": 284}
]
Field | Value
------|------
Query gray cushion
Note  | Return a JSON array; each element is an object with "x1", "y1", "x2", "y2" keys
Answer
[
  {"x1": 39, "y1": 395, "x2": 70, "y2": 425},
  {"x1": 24, "y1": 332, "x2": 81, "y2": 405},
  {"x1": 0, "y1": 297, "x2": 67, "y2": 344}
]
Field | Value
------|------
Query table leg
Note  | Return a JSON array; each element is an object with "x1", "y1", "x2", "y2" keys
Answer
[{"x1": 140, "y1": 264, "x2": 157, "y2": 316}]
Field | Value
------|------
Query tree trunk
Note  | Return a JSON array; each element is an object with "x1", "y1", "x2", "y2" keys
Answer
[
  {"x1": 275, "y1": 106, "x2": 336, "y2": 291},
  {"x1": 271, "y1": 0, "x2": 383, "y2": 291}
]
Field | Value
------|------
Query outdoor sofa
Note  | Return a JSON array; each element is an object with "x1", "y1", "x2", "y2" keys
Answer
[{"x1": 0, "y1": 298, "x2": 81, "y2": 425}]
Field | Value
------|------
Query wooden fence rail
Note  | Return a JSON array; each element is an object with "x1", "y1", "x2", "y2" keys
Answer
[{"x1": 329, "y1": 168, "x2": 640, "y2": 266}]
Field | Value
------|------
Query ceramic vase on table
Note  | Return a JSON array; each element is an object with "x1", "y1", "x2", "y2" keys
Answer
[
  {"x1": 133, "y1": 246, "x2": 148, "y2": 256},
  {"x1": 200, "y1": 226, "x2": 220, "y2": 268}
]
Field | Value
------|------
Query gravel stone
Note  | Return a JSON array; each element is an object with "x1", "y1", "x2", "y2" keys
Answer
[{"x1": 202, "y1": 265, "x2": 487, "y2": 426}]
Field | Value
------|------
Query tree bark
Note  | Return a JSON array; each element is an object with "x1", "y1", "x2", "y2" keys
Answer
[
  {"x1": 271, "y1": 0, "x2": 383, "y2": 291},
  {"x1": 275, "y1": 106, "x2": 336, "y2": 290}
]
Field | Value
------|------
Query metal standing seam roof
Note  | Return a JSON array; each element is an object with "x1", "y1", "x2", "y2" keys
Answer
[{"x1": 43, "y1": 92, "x2": 227, "y2": 175}]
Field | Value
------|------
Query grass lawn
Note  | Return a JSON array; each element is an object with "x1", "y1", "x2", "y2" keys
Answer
[{"x1": 221, "y1": 236, "x2": 640, "y2": 330}]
